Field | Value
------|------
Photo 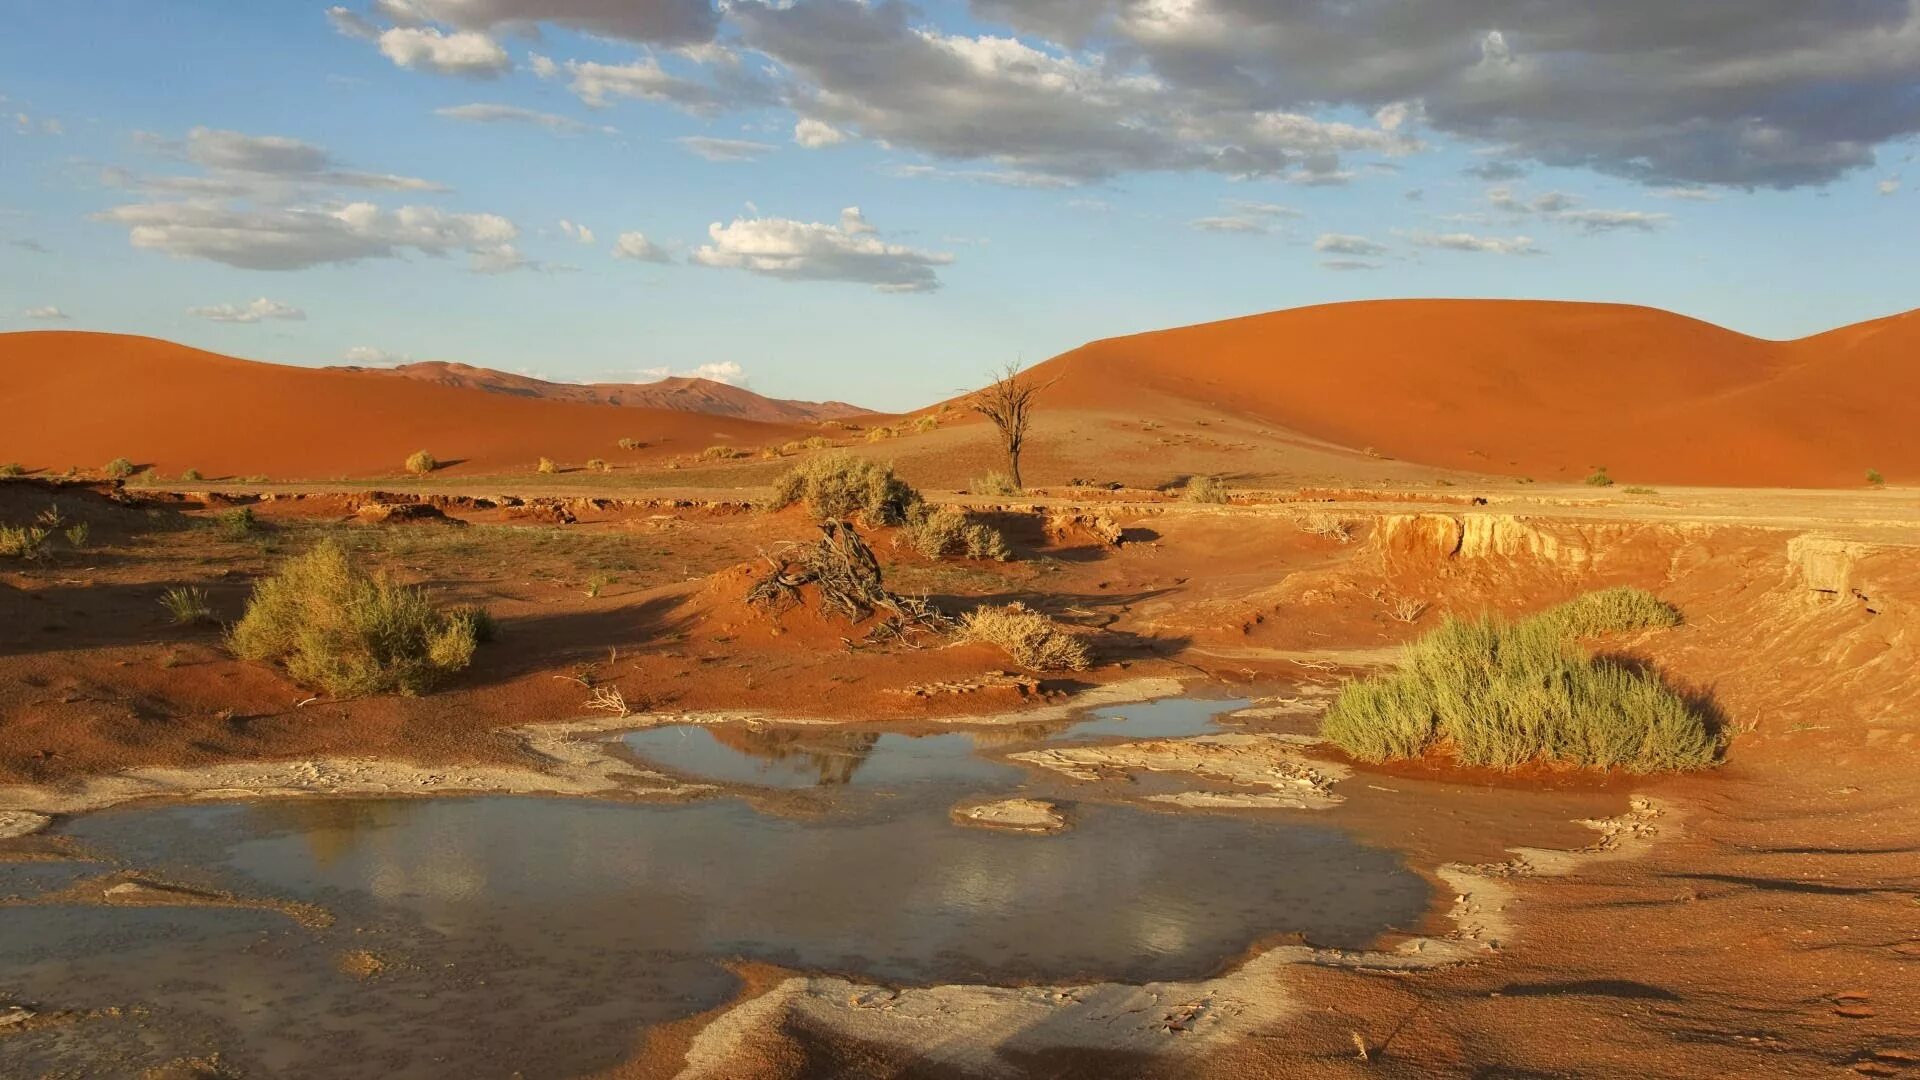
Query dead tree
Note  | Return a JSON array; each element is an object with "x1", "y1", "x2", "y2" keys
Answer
[{"x1": 969, "y1": 361, "x2": 1047, "y2": 490}]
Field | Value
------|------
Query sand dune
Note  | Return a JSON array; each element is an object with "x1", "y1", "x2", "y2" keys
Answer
[
  {"x1": 1026, "y1": 299, "x2": 1919, "y2": 487},
  {"x1": 337, "y1": 361, "x2": 869, "y2": 424},
  {"x1": 0, "y1": 333, "x2": 811, "y2": 479},
  {"x1": 3, "y1": 301, "x2": 1914, "y2": 486}
]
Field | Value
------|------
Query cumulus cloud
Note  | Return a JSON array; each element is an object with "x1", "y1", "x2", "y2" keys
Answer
[
  {"x1": 691, "y1": 206, "x2": 953, "y2": 292},
  {"x1": 377, "y1": 25, "x2": 510, "y2": 76},
  {"x1": 1878, "y1": 175, "x2": 1902, "y2": 195},
  {"x1": 434, "y1": 102, "x2": 599, "y2": 133},
  {"x1": 343, "y1": 344, "x2": 409, "y2": 365},
  {"x1": 1314, "y1": 233, "x2": 1389, "y2": 256},
  {"x1": 612, "y1": 230, "x2": 672, "y2": 262},
  {"x1": 1404, "y1": 230, "x2": 1542, "y2": 256},
  {"x1": 558, "y1": 219, "x2": 595, "y2": 244},
  {"x1": 353, "y1": 0, "x2": 720, "y2": 46},
  {"x1": 186, "y1": 297, "x2": 307, "y2": 323},
  {"x1": 679, "y1": 136, "x2": 775, "y2": 162},
  {"x1": 727, "y1": 0, "x2": 1419, "y2": 185},
  {"x1": 965, "y1": 0, "x2": 1920, "y2": 188},
  {"x1": 23, "y1": 305, "x2": 68, "y2": 320},
  {"x1": 640, "y1": 360, "x2": 746, "y2": 384},
  {"x1": 529, "y1": 52, "x2": 764, "y2": 113},
  {"x1": 794, "y1": 117, "x2": 849, "y2": 148},
  {"x1": 97, "y1": 201, "x2": 523, "y2": 271}
]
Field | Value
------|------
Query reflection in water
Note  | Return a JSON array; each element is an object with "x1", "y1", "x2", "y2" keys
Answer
[{"x1": 707, "y1": 724, "x2": 881, "y2": 785}]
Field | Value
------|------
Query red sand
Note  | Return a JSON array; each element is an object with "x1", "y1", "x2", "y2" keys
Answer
[
  {"x1": 0, "y1": 333, "x2": 813, "y2": 479},
  {"x1": 338, "y1": 361, "x2": 869, "y2": 424},
  {"x1": 1030, "y1": 299, "x2": 1920, "y2": 486}
]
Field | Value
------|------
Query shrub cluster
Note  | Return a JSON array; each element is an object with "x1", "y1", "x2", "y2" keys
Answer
[
  {"x1": 1183, "y1": 475, "x2": 1228, "y2": 503},
  {"x1": 228, "y1": 540, "x2": 487, "y2": 696},
  {"x1": 906, "y1": 505, "x2": 1012, "y2": 561},
  {"x1": 959, "y1": 603, "x2": 1091, "y2": 671},
  {"x1": 972, "y1": 471, "x2": 1021, "y2": 496},
  {"x1": 0, "y1": 525, "x2": 50, "y2": 560},
  {"x1": 405, "y1": 450, "x2": 437, "y2": 475},
  {"x1": 769, "y1": 452, "x2": 919, "y2": 525},
  {"x1": 1319, "y1": 588, "x2": 1712, "y2": 773}
]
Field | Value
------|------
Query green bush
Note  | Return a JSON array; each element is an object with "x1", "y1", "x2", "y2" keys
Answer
[
  {"x1": 768, "y1": 452, "x2": 918, "y2": 525},
  {"x1": 0, "y1": 525, "x2": 50, "y2": 560},
  {"x1": 405, "y1": 450, "x2": 437, "y2": 475},
  {"x1": 1320, "y1": 589, "x2": 1713, "y2": 773},
  {"x1": 64, "y1": 522, "x2": 89, "y2": 548},
  {"x1": 228, "y1": 540, "x2": 484, "y2": 697},
  {"x1": 218, "y1": 507, "x2": 257, "y2": 540},
  {"x1": 159, "y1": 585, "x2": 214, "y2": 625},
  {"x1": 906, "y1": 505, "x2": 1012, "y2": 561},
  {"x1": 1585, "y1": 466, "x2": 1614, "y2": 487},
  {"x1": 1183, "y1": 475, "x2": 1228, "y2": 503},
  {"x1": 1866, "y1": 468, "x2": 1885, "y2": 487},
  {"x1": 105, "y1": 457, "x2": 135, "y2": 479}
]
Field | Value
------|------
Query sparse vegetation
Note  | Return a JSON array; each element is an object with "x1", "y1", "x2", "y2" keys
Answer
[
  {"x1": 1866, "y1": 468, "x2": 1885, "y2": 487},
  {"x1": 1622, "y1": 486, "x2": 1657, "y2": 495},
  {"x1": 217, "y1": 507, "x2": 257, "y2": 540},
  {"x1": 1382, "y1": 594, "x2": 1429, "y2": 624},
  {"x1": 865, "y1": 426, "x2": 896, "y2": 443},
  {"x1": 906, "y1": 505, "x2": 1012, "y2": 561},
  {"x1": 768, "y1": 452, "x2": 917, "y2": 526},
  {"x1": 1585, "y1": 465, "x2": 1615, "y2": 487},
  {"x1": 1183, "y1": 475, "x2": 1228, "y2": 504},
  {"x1": 0, "y1": 463, "x2": 22, "y2": 477},
  {"x1": 618, "y1": 438, "x2": 644, "y2": 451},
  {"x1": 105, "y1": 457, "x2": 135, "y2": 479},
  {"x1": 537, "y1": 457, "x2": 558, "y2": 474},
  {"x1": 159, "y1": 586, "x2": 215, "y2": 625},
  {"x1": 0, "y1": 525, "x2": 51, "y2": 560},
  {"x1": 1299, "y1": 512, "x2": 1355, "y2": 543},
  {"x1": 958, "y1": 603, "x2": 1091, "y2": 671},
  {"x1": 63, "y1": 522, "x2": 90, "y2": 548},
  {"x1": 973, "y1": 471, "x2": 1021, "y2": 496},
  {"x1": 586, "y1": 458, "x2": 610, "y2": 473},
  {"x1": 181, "y1": 467, "x2": 203, "y2": 482},
  {"x1": 227, "y1": 539, "x2": 486, "y2": 697},
  {"x1": 803, "y1": 436, "x2": 831, "y2": 451},
  {"x1": 969, "y1": 361, "x2": 1046, "y2": 489},
  {"x1": 912, "y1": 414, "x2": 939, "y2": 433},
  {"x1": 405, "y1": 450, "x2": 437, "y2": 475},
  {"x1": 701, "y1": 445, "x2": 743, "y2": 461},
  {"x1": 1320, "y1": 588, "x2": 1712, "y2": 773}
]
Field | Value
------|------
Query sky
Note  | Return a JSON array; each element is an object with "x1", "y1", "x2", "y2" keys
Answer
[{"x1": 2, "y1": 1, "x2": 1915, "y2": 410}]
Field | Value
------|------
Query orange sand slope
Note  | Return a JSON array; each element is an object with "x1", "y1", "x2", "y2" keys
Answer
[
  {"x1": 0, "y1": 333, "x2": 811, "y2": 478},
  {"x1": 336, "y1": 361, "x2": 870, "y2": 424},
  {"x1": 1031, "y1": 299, "x2": 1920, "y2": 487}
]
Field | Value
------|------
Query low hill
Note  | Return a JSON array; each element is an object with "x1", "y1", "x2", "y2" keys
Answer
[
  {"x1": 335, "y1": 361, "x2": 869, "y2": 424},
  {"x1": 0, "y1": 333, "x2": 812, "y2": 479}
]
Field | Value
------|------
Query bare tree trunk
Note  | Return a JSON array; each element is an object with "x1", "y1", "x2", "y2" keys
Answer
[{"x1": 971, "y1": 361, "x2": 1045, "y2": 491}]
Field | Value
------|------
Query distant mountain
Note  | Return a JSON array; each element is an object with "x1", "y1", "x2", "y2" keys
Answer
[{"x1": 335, "y1": 361, "x2": 870, "y2": 424}]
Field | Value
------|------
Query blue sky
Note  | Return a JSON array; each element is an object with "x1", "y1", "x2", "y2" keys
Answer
[{"x1": 2, "y1": 1, "x2": 1914, "y2": 410}]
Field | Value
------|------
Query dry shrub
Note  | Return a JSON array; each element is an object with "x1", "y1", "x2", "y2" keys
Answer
[
  {"x1": 973, "y1": 471, "x2": 1021, "y2": 496},
  {"x1": 804, "y1": 436, "x2": 831, "y2": 451},
  {"x1": 747, "y1": 522, "x2": 948, "y2": 642},
  {"x1": 228, "y1": 540, "x2": 486, "y2": 696},
  {"x1": 1298, "y1": 512, "x2": 1354, "y2": 543},
  {"x1": 105, "y1": 457, "x2": 135, "y2": 479},
  {"x1": 865, "y1": 426, "x2": 896, "y2": 443},
  {"x1": 405, "y1": 450, "x2": 437, "y2": 475},
  {"x1": 0, "y1": 525, "x2": 51, "y2": 560},
  {"x1": 907, "y1": 505, "x2": 1012, "y2": 561},
  {"x1": 912, "y1": 414, "x2": 939, "y2": 433},
  {"x1": 1320, "y1": 588, "x2": 1713, "y2": 773},
  {"x1": 768, "y1": 452, "x2": 917, "y2": 526},
  {"x1": 537, "y1": 457, "x2": 559, "y2": 474},
  {"x1": 0, "y1": 463, "x2": 23, "y2": 477},
  {"x1": 181, "y1": 467, "x2": 203, "y2": 482},
  {"x1": 586, "y1": 458, "x2": 611, "y2": 473},
  {"x1": 1183, "y1": 475, "x2": 1228, "y2": 503},
  {"x1": 618, "y1": 438, "x2": 644, "y2": 451},
  {"x1": 702, "y1": 445, "x2": 742, "y2": 461},
  {"x1": 959, "y1": 603, "x2": 1091, "y2": 671}
]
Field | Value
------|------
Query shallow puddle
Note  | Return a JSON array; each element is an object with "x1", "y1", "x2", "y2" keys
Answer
[{"x1": 0, "y1": 694, "x2": 1433, "y2": 1077}]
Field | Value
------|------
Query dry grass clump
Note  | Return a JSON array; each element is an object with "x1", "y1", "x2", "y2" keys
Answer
[
  {"x1": 1299, "y1": 512, "x2": 1355, "y2": 543},
  {"x1": 906, "y1": 505, "x2": 1012, "y2": 561},
  {"x1": 64, "y1": 522, "x2": 90, "y2": 549},
  {"x1": 702, "y1": 445, "x2": 743, "y2": 461},
  {"x1": 1585, "y1": 465, "x2": 1615, "y2": 487},
  {"x1": 865, "y1": 426, "x2": 896, "y2": 443},
  {"x1": 768, "y1": 452, "x2": 918, "y2": 525},
  {"x1": 405, "y1": 450, "x2": 437, "y2": 475},
  {"x1": 1183, "y1": 475, "x2": 1228, "y2": 503},
  {"x1": 180, "y1": 467, "x2": 203, "y2": 482},
  {"x1": 586, "y1": 458, "x2": 611, "y2": 473},
  {"x1": 105, "y1": 457, "x2": 135, "y2": 479},
  {"x1": 537, "y1": 457, "x2": 558, "y2": 475},
  {"x1": 618, "y1": 438, "x2": 644, "y2": 451},
  {"x1": 159, "y1": 586, "x2": 215, "y2": 625},
  {"x1": 958, "y1": 603, "x2": 1091, "y2": 671},
  {"x1": 1320, "y1": 589, "x2": 1713, "y2": 773},
  {"x1": 911, "y1": 414, "x2": 939, "y2": 433},
  {"x1": 0, "y1": 463, "x2": 23, "y2": 477},
  {"x1": 972, "y1": 471, "x2": 1021, "y2": 496},
  {"x1": 0, "y1": 525, "x2": 51, "y2": 560},
  {"x1": 227, "y1": 540, "x2": 487, "y2": 696}
]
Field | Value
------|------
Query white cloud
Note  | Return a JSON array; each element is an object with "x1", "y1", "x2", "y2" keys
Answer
[
  {"x1": 377, "y1": 25, "x2": 510, "y2": 77},
  {"x1": 343, "y1": 345, "x2": 409, "y2": 365},
  {"x1": 1404, "y1": 230, "x2": 1542, "y2": 256},
  {"x1": 1189, "y1": 216, "x2": 1269, "y2": 234},
  {"x1": 678, "y1": 136, "x2": 775, "y2": 162},
  {"x1": 612, "y1": 231, "x2": 672, "y2": 262},
  {"x1": 1878, "y1": 175, "x2": 1901, "y2": 195},
  {"x1": 434, "y1": 102, "x2": 597, "y2": 133},
  {"x1": 186, "y1": 297, "x2": 307, "y2": 323},
  {"x1": 640, "y1": 360, "x2": 746, "y2": 385},
  {"x1": 558, "y1": 219, "x2": 595, "y2": 244},
  {"x1": 1189, "y1": 199, "x2": 1301, "y2": 234},
  {"x1": 1314, "y1": 233, "x2": 1389, "y2": 256},
  {"x1": 129, "y1": 128, "x2": 449, "y2": 196},
  {"x1": 794, "y1": 118, "x2": 848, "y2": 148},
  {"x1": 691, "y1": 206, "x2": 953, "y2": 293},
  {"x1": 1320, "y1": 259, "x2": 1381, "y2": 272},
  {"x1": 12, "y1": 111, "x2": 62, "y2": 136},
  {"x1": 531, "y1": 53, "x2": 745, "y2": 113},
  {"x1": 23, "y1": 305, "x2": 68, "y2": 320},
  {"x1": 1487, "y1": 186, "x2": 1670, "y2": 232},
  {"x1": 1653, "y1": 187, "x2": 1720, "y2": 201},
  {"x1": 359, "y1": 0, "x2": 718, "y2": 46},
  {"x1": 98, "y1": 200, "x2": 523, "y2": 271}
]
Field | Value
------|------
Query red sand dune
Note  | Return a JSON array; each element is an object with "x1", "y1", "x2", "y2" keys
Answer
[
  {"x1": 3, "y1": 300, "x2": 1915, "y2": 486},
  {"x1": 0, "y1": 333, "x2": 812, "y2": 479},
  {"x1": 336, "y1": 360, "x2": 869, "y2": 424},
  {"x1": 1027, "y1": 299, "x2": 1920, "y2": 487}
]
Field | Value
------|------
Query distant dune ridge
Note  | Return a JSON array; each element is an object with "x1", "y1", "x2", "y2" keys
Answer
[
  {"x1": 2, "y1": 299, "x2": 1914, "y2": 486},
  {"x1": 335, "y1": 360, "x2": 870, "y2": 424}
]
